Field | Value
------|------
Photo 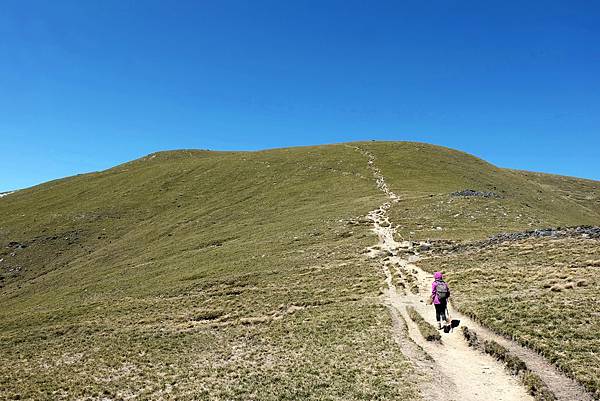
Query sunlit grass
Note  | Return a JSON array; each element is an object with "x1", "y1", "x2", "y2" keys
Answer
[{"x1": 421, "y1": 237, "x2": 600, "y2": 398}]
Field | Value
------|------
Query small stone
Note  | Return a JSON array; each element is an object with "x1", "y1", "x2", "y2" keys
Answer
[{"x1": 418, "y1": 242, "x2": 432, "y2": 251}]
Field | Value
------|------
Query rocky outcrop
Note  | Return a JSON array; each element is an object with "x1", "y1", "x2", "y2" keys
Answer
[
  {"x1": 451, "y1": 189, "x2": 501, "y2": 198},
  {"x1": 421, "y1": 226, "x2": 600, "y2": 254}
]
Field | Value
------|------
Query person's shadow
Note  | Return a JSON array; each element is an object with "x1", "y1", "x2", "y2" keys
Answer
[{"x1": 444, "y1": 319, "x2": 461, "y2": 333}]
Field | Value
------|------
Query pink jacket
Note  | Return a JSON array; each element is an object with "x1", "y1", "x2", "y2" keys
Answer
[{"x1": 431, "y1": 272, "x2": 450, "y2": 305}]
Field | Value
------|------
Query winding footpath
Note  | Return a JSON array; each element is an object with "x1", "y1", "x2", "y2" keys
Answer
[{"x1": 353, "y1": 146, "x2": 593, "y2": 401}]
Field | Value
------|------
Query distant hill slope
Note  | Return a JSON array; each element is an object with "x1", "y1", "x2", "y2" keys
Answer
[
  {"x1": 357, "y1": 142, "x2": 600, "y2": 240},
  {"x1": 1, "y1": 141, "x2": 598, "y2": 399}
]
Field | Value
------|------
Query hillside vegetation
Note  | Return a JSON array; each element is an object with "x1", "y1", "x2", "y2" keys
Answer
[
  {"x1": 420, "y1": 235, "x2": 600, "y2": 398},
  {"x1": 357, "y1": 142, "x2": 600, "y2": 240},
  {"x1": 1, "y1": 145, "x2": 422, "y2": 400},
  {"x1": 1, "y1": 141, "x2": 599, "y2": 400}
]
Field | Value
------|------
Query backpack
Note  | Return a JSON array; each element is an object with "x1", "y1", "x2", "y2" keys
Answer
[{"x1": 436, "y1": 280, "x2": 449, "y2": 301}]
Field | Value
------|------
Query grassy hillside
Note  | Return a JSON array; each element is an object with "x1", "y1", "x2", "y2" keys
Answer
[
  {"x1": 0, "y1": 145, "x2": 422, "y2": 400},
  {"x1": 358, "y1": 142, "x2": 600, "y2": 240},
  {"x1": 1, "y1": 141, "x2": 599, "y2": 400},
  {"x1": 419, "y1": 235, "x2": 600, "y2": 398}
]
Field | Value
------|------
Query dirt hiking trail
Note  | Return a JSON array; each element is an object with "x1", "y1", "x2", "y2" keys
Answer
[{"x1": 351, "y1": 146, "x2": 593, "y2": 401}]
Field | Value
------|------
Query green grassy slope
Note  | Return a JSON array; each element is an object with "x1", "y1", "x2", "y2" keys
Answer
[
  {"x1": 0, "y1": 145, "x2": 420, "y2": 400},
  {"x1": 359, "y1": 141, "x2": 600, "y2": 240},
  {"x1": 1, "y1": 141, "x2": 599, "y2": 399}
]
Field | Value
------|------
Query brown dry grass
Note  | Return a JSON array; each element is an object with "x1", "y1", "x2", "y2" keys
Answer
[{"x1": 420, "y1": 237, "x2": 600, "y2": 398}]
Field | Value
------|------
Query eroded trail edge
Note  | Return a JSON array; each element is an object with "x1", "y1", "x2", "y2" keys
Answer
[{"x1": 355, "y1": 146, "x2": 538, "y2": 401}]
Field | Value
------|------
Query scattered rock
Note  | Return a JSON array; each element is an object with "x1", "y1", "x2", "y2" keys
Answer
[
  {"x1": 426, "y1": 226, "x2": 600, "y2": 254},
  {"x1": 6, "y1": 265, "x2": 22, "y2": 274},
  {"x1": 357, "y1": 217, "x2": 371, "y2": 224},
  {"x1": 451, "y1": 189, "x2": 501, "y2": 198},
  {"x1": 418, "y1": 242, "x2": 432, "y2": 251},
  {"x1": 487, "y1": 226, "x2": 600, "y2": 243},
  {"x1": 7, "y1": 242, "x2": 27, "y2": 249}
]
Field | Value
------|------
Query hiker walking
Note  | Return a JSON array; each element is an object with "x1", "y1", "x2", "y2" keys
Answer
[{"x1": 431, "y1": 271, "x2": 450, "y2": 330}]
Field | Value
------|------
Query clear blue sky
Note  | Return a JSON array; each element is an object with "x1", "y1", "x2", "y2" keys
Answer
[{"x1": 1, "y1": 1, "x2": 599, "y2": 192}]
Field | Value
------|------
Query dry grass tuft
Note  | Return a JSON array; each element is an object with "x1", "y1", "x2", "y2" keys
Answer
[{"x1": 407, "y1": 306, "x2": 441, "y2": 341}]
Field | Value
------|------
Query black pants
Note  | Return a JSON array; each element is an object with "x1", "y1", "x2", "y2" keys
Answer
[{"x1": 434, "y1": 299, "x2": 447, "y2": 322}]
